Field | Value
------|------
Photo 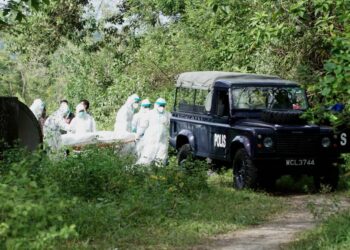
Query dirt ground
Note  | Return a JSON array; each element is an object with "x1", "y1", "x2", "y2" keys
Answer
[{"x1": 193, "y1": 193, "x2": 350, "y2": 250}]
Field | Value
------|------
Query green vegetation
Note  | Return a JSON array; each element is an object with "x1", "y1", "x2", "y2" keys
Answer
[
  {"x1": 284, "y1": 160, "x2": 350, "y2": 249},
  {"x1": 287, "y1": 202, "x2": 350, "y2": 250},
  {"x1": 1, "y1": 0, "x2": 350, "y2": 248},
  {"x1": 0, "y1": 147, "x2": 282, "y2": 249},
  {"x1": 1, "y1": 0, "x2": 349, "y2": 127}
]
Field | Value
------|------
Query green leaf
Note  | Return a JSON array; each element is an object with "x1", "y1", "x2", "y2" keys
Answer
[
  {"x1": 324, "y1": 75, "x2": 335, "y2": 83},
  {"x1": 30, "y1": 0, "x2": 40, "y2": 11},
  {"x1": 15, "y1": 12, "x2": 25, "y2": 22},
  {"x1": 3, "y1": 8, "x2": 11, "y2": 16},
  {"x1": 324, "y1": 62, "x2": 337, "y2": 72},
  {"x1": 321, "y1": 87, "x2": 331, "y2": 96}
]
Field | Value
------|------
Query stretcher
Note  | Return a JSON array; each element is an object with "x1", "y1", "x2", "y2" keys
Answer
[{"x1": 61, "y1": 131, "x2": 136, "y2": 150}]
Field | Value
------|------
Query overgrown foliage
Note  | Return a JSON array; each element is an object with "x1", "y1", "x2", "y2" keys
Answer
[
  {"x1": 288, "y1": 208, "x2": 350, "y2": 249},
  {"x1": 0, "y1": 147, "x2": 281, "y2": 248},
  {"x1": 1, "y1": 0, "x2": 50, "y2": 27},
  {"x1": 1, "y1": 0, "x2": 349, "y2": 129},
  {"x1": 0, "y1": 148, "x2": 77, "y2": 249},
  {"x1": 1, "y1": 1, "x2": 349, "y2": 248}
]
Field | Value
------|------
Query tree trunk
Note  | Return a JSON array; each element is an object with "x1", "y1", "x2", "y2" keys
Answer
[{"x1": 20, "y1": 70, "x2": 26, "y2": 100}]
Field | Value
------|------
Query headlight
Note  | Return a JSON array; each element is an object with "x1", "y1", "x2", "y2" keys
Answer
[
  {"x1": 263, "y1": 137, "x2": 273, "y2": 148},
  {"x1": 322, "y1": 137, "x2": 331, "y2": 148}
]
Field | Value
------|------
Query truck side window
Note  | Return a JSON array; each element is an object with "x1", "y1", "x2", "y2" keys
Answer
[
  {"x1": 177, "y1": 88, "x2": 210, "y2": 113},
  {"x1": 205, "y1": 90, "x2": 213, "y2": 112},
  {"x1": 193, "y1": 89, "x2": 210, "y2": 113},
  {"x1": 215, "y1": 90, "x2": 229, "y2": 117},
  {"x1": 177, "y1": 88, "x2": 194, "y2": 112}
]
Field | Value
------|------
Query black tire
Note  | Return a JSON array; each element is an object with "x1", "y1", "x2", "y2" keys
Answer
[
  {"x1": 314, "y1": 165, "x2": 339, "y2": 192},
  {"x1": 262, "y1": 110, "x2": 306, "y2": 125},
  {"x1": 232, "y1": 148, "x2": 258, "y2": 189},
  {"x1": 177, "y1": 144, "x2": 192, "y2": 166},
  {"x1": 258, "y1": 173, "x2": 277, "y2": 191}
]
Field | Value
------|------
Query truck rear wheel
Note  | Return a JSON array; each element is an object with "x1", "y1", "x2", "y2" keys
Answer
[
  {"x1": 232, "y1": 148, "x2": 258, "y2": 189},
  {"x1": 177, "y1": 144, "x2": 192, "y2": 165},
  {"x1": 314, "y1": 165, "x2": 339, "y2": 192}
]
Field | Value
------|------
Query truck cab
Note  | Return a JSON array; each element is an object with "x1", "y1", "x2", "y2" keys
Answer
[{"x1": 169, "y1": 71, "x2": 343, "y2": 190}]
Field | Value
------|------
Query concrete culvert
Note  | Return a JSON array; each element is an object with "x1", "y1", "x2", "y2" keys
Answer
[{"x1": 0, "y1": 97, "x2": 42, "y2": 153}]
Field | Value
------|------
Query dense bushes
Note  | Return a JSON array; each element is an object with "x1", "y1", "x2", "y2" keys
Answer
[
  {"x1": 43, "y1": 147, "x2": 136, "y2": 199},
  {"x1": 0, "y1": 146, "x2": 209, "y2": 248},
  {"x1": 0, "y1": 148, "x2": 77, "y2": 249},
  {"x1": 1, "y1": 0, "x2": 349, "y2": 131},
  {"x1": 0, "y1": 146, "x2": 284, "y2": 249},
  {"x1": 40, "y1": 146, "x2": 208, "y2": 200}
]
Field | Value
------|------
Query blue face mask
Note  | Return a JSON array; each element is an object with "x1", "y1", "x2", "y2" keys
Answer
[
  {"x1": 78, "y1": 111, "x2": 86, "y2": 118},
  {"x1": 157, "y1": 106, "x2": 165, "y2": 113},
  {"x1": 63, "y1": 110, "x2": 70, "y2": 118}
]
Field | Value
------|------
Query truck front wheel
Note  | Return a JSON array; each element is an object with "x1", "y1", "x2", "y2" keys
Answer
[
  {"x1": 232, "y1": 148, "x2": 258, "y2": 189},
  {"x1": 177, "y1": 144, "x2": 192, "y2": 165}
]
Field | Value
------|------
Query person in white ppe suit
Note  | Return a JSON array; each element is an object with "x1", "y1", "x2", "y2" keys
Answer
[
  {"x1": 137, "y1": 98, "x2": 171, "y2": 165},
  {"x1": 30, "y1": 99, "x2": 45, "y2": 120},
  {"x1": 30, "y1": 98, "x2": 46, "y2": 131},
  {"x1": 114, "y1": 94, "x2": 140, "y2": 139},
  {"x1": 132, "y1": 99, "x2": 151, "y2": 136},
  {"x1": 132, "y1": 99, "x2": 152, "y2": 156},
  {"x1": 70, "y1": 103, "x2": 96, "y2": 134},
  {"x1": 43, "y1": 101, "x2": 71, "y2": 150}
]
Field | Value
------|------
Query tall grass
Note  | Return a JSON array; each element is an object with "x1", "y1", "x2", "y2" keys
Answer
[
  {"x1": 0, "y1": 146, "x2": 282, "y2": 249},
  {"x1": 287, "y1": 208, "x2": 350, "y2": 250}
]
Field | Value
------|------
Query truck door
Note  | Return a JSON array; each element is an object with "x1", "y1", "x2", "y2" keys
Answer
[{"x1": 209, "y1": 88, "x2": 231, "y2": 160}]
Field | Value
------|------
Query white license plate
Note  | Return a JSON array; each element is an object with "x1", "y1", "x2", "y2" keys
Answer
[{"x1": 286, "y1": 159, "x2": 315, "y2": 166}]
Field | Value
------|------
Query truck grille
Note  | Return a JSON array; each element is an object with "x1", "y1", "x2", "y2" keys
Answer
[{"x1": 275, "y1": 134, "x2": 319, "y2": 156}]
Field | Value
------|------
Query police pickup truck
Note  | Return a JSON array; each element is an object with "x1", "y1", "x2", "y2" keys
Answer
[{"x1": 169, "y1": 71, "x2": 347, "y2": 190}]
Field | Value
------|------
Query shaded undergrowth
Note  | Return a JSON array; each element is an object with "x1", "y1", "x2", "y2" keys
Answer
[{"x1": 0, "y1": 146, "x2": 282, "y2": 249}]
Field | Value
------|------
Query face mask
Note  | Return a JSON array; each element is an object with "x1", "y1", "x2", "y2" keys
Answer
[
  {"x1": 132, "y1": 103, "x2": 139, "y2": 110},
  {"x1": 62, "y1": 110, "x2": 70, "y2": 118},
  {"x1": 157, "y1": 106, "x2": 165, "y2": 113},
  {"x1": 78, "y1": 111, "x2": 86, "y2": 118}
]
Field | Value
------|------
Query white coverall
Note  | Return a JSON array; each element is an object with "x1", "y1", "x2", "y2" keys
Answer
[
  {"x1": 43, "y1": 103, "x2": 70, "y2": 150},
  {"x1": 136, "y1": 108, "x2": 171, "y2": 165},
  {"x1": 132, "y1": 107, "x2": 150, "y2": 137},
  {"x1": 70, "y1": 113, "x2": 96, "y2": 134},
  {"x1": 132, "y1": 107, "x2": 151, "y2": 156},
  {"x1": 114, "y1": 94, "x2": 139, "y2": 139},
  {"x1": 30, "y1": 99, "x2": 45, "y2": 120}
]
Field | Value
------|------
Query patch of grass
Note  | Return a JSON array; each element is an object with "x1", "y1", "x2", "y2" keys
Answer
[
  {"x1": 60, "y1": 186, "x2": 282, "y2": 249},
  {"x1": 1, "y1": 148, "x2": 283, "y2": 249},
  {"x1": 286, "y1": 208, "x2": 350, "y2": 250},
  {"x1": 63, "y1": 169, "x2": 283, "y2": 249}
]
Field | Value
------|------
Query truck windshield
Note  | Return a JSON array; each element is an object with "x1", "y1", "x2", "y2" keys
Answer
[{"x1": 231, "y1": 86, "x2": 308, "y2": 110}]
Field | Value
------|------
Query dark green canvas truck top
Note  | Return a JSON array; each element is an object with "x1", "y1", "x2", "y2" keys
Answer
[
  {"x1": 170, "y1": 71, "x2": 348, "y2": 190},
  {"x1": 175, "y1": 71, "x2": 296, "y2": 89}
]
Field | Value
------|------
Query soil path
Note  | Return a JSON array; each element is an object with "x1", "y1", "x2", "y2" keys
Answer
[{"x1": 193, "y1": 193, "x2": 350, "y2": 250}]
